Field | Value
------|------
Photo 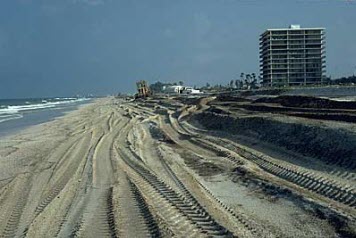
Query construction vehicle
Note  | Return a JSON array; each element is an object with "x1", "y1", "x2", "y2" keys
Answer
[{"x1": 135, "y1": 80, "x2": 151, "y2": 99}]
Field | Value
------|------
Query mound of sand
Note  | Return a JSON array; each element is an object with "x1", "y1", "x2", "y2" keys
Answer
[
  {"x1": 193, "y1": 111, "x2": 356, "y2": 170},
  {"x1": 254, "y1": 95, "x2": 356, "y2": 109}
]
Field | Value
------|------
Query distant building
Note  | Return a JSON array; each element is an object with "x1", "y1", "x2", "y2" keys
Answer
[
  {"x1": 260, "y1": 25, "x2": 326, "y2": 87},
  {"x1": 163, "y1": 85, "x2": 201, "y2": 95},
  {"x1": 182, "y1": 87, "x2": 202, "y2": 94},
  {"x1": 163, "y1": 85, "x2": 184, "y2": 94}
]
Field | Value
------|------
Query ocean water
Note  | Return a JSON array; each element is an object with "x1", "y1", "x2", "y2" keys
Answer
[{"x1": 0, "y1": 97, "x2": 91, "y2": 137}]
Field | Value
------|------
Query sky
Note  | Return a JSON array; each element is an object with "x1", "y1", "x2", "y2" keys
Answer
[{"x1": 0, "y1": 0, "x2": 355, "y2": 98}]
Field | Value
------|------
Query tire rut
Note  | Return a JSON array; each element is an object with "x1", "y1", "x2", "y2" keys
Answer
[
  {"x1": 180, "y1": 121, "x2": 356, "y2": 210},
  {"x1": 117, "y1": 145, "x2": 235, "y2": 238},
  {"x1": 34, "y1": 134, "x2": 92, "y2": 216},
  {"x1": 114, "y1": 172, "x2": 161, "y2": 238},
  {"x1": 204, "y1": 136, "x2": 356, "y2": 209},
  {"x1": 72, "y1": 187, "x2": 116, "y2": 238},
  {"x1": 0, "y1": 176, "x2": 31, "y2": 238}
]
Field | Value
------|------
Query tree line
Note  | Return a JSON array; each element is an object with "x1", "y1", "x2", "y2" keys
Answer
[
  {"x1": 147, "y1": 74, "x2": 356, "y2": 94},
  {"x1": 325, "y1": 75, "x2": 356, "y2": 85}
]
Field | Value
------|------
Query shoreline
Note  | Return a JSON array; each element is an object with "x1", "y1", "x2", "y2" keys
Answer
[{"x1": 0, "y1": 98, "x2": 96, "y2": 138}]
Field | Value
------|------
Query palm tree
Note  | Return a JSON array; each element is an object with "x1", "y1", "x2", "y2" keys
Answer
[
  {"x1": 230, "y1": 80, "x2": 234, "y2": 88},
  {"x1": 235, "y1": 79, "x2": 239, "y2": 89},
  {"x1": 246, "y1": 74, "x2": 251, "y2": 82},
  {"x1": 251, "y1": 73, "x2": 256, "y2": 82}
]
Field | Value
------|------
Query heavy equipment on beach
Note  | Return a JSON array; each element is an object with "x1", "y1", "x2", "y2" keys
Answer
[{"x1": 135, "y1": 80, "x2": 151, "y2": 98}]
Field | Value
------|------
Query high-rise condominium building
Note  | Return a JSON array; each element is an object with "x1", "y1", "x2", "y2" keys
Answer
[{"x1": 260, "y1": 25, "x2": 325, "y2": 87}]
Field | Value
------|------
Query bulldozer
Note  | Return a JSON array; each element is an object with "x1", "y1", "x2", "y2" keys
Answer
[{"x1": 135, "y1": 80, "x2": 151, "y2": 99}]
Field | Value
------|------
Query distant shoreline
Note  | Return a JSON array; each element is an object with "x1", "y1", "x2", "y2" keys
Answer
[{"x1": 0, "y1": 98, "x2": 94, "y2": 138}]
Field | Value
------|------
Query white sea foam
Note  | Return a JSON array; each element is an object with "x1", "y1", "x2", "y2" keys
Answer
[
  {"x1": 0, "y1": 114, "x2": 23, "y2": 123},
  {"x1": 0, "y1": 98, "x2": 90, "y2": 117},
  {"x1": 55, "y1": 97, "x2": 76, "y2": 100},
  {"x1": 330, "y1": 96, "x2": 356, "y2": 102}
]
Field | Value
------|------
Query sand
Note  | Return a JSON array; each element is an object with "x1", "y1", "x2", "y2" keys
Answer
[{"x1": 0, "y1": 97, "x2": 354, "y2": 238}]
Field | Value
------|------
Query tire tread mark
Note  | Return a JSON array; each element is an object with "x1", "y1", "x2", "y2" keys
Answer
[{"x1": 117, "y1": 146, "x2": 235, "y2": 237}]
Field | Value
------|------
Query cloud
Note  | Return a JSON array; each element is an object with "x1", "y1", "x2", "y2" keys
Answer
[
  {"x1": 18, "y1": 0, "x2": 33, "y2": 5},
  {"x1": 194, "y1": 51, "x2": 222, "y2": 65},
  {"x1": 163, "y1": 28, "x2": 174, "y2": 38},
  {"x1": 0, "y1": 29, "x2": 9, "y2": 56},
  {"x1": 71, "y1": 0, "x2": 107, "y2": 6},
  {"x1": 41, "y1": 4, "x2": 62, "y2": 16},
  {"x1": 193, "y1": 13, "x2": 212, "y2": 38},
  {"x1": 191, "y1": 12, "x2": 214, "y2": 50}
]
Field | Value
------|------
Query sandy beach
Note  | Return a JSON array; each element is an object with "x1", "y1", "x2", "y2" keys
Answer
[{"x1": 0, "y1": 97, "x2": 355, "y2": 238}]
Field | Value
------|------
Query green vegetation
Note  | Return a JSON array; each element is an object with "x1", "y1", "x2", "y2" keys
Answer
[{"x1": 326, "y1": 75, "x2": 356, "y2": 85}]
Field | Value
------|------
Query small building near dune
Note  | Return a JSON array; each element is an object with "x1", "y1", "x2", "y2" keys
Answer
[
  {"x1": 163, "y1": 85, "x2": 202, "y2": 95},
  {"x1": 163, "y1": 85, "x2": 184, "y2": 94},
  {"x1": 182, "y1": 87, "x2": 202, "y2": 95}
]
